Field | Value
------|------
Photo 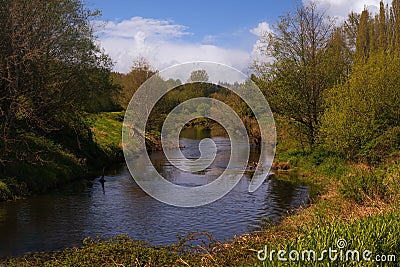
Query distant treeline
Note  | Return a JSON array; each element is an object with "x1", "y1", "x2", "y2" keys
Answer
[{"x1": 115, "y1": 61, "x2": 263, "y2": 145}]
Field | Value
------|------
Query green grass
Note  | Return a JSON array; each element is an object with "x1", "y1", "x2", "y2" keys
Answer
[
  {"x1": 340, "y1": 162, "x2": 400, "y2": 204},
  {"x1": 2, "y1": 236, "x2": 180, "y2": 267},
  {"x1": 250, "y1": 213, "x2": 400, "y2": 266},
  {"x1": 89, "y1": 112, "x2": 124, "y2": 161},
  {"x1": 0, "y1": 180, "x2": 11, "y2": 201},
  {"x1": 1, "y1": 133, "x2": 84, "y2": 200},
  {"x1": 3, "y1": 211, "x2": 399, "y2": 266}
]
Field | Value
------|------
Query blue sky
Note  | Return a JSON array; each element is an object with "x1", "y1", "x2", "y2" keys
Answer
[
  {"x1": 88, "y1": 0, "x2": 296, "y2": 48},
  {"x1": 87, "y1": 0, "x2": 387, "y2": 73}
]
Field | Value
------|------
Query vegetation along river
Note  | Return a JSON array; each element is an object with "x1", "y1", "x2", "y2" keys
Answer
[{"x1": 0, "y1": 127, "x2": 309, "y2": 257}]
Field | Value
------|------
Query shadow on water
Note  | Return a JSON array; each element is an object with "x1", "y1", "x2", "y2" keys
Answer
[
  {"x1": 0, "y1": 127, "x2": 309, "y2": 258},
  {"x1": 99, "y1": 165, "x2": 106, "y2": 195}
]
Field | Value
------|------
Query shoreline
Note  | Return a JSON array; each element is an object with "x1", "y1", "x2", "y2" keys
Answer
[{"x1": 2, "y1": 156, "x2": 398, "y2": 266}]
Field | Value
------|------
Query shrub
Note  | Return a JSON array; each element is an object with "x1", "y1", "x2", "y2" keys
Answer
[
  {"x1": 340, "y1": 169, "x2": 388, "y2": 204},
  {"x1": 360, "y1": 126, "x2": 400, "y2": 165},
  {"x1": 320, "y1": 52, "x2": 400, "y2": 159}
]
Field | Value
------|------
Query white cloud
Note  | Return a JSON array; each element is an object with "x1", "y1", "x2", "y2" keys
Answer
[
  {"x1": 304, "y1": 0, "x2": 390, "y2": 20},
  {"x1": 250, "y1": 22, "x2": 273, "y2": 64},
  {"x1": 100, "y1": 17, "x2": 190, "y2": 40},
  {"x1": 250, "y1": 22, "x2": 272, "y2": 37},
  {"x1": 96, "y1": 17, "x2": 251, "y2": 73}
]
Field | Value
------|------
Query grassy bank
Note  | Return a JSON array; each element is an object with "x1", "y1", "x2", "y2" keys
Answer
[
  {"x1": 0, "y1": 112, "x2": 126, "y2": 202},
  {"x1": 0, "y1": 133, "x2": 86, "y2": 201},
  {"x1": 89, "y1": 111, "x2": 124, "y2": 162},
  {"x1": 0, "y1": 110, "x2": 166, "y2": 201}
]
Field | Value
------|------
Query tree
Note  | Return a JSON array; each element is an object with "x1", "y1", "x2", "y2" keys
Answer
[
  {"x1": 114, "y1": 57, "x2": 155, "y2": 109},
  {"x1": 0, "y1": 0, "x2": 114, "y2": 166},
  {"x1": 319, "y1": 0, "x2": 400, "y2": 161},
  {"x1": 391, "y1": 0, "x2": 400, "y2": 47},
  {"x1": 188, "y1": 69, "x2": 209, "y2": 82},
  {"x1": 355, "y1": 10, "x2": 371, "y2": 60},
  {"x1": 320, "y1": 51, "x2": 400, "y2": 159},
  {"x1": 343, "y1": 12, "x2": 361, "y2": 50},
  {"x1": 379, "y1": 1, "x2": 388, "y2": 50},
  {"x1": 183, "y1": 70, "x2": 212, "y2": 98},
  {"x1": 252, "y1": 2, "x2": 343, "y2": 147}
]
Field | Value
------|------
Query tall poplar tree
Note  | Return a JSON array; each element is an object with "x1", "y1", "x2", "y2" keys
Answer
[{"x1": 355, "y1": 10, "x2": 370, "y2": 60}]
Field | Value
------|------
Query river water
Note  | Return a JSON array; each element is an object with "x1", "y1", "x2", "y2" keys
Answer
[{"x1": 0, "y1": 128, "x2": 309, "y2": 257}]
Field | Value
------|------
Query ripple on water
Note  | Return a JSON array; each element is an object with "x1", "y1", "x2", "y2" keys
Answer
[{"x1": 0, "y1": 137, "x2": 308, "y2": 257}]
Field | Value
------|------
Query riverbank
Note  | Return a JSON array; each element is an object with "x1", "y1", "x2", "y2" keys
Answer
[
  {"x1": 2, "y1": 149, "x2": 399, "y2": 266},
  {"x1": 0, "y1": 134, "x2": 87, "y2": 202},
  {"x1": 0, "y1": 112, "x2": 262, "y2": 202},
  {"x1": 0, "y1": 112, "x2": 127, "y2": 202}
]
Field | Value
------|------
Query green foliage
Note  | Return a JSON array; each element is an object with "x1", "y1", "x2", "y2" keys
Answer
[
  {"x1": 0, "y1": 0, "x2": 119, "y2": 195},
  {"x1": 360, "y1": 126, "x2": 400, "y2": 165},
  {"x1": 89, "y1": 112, "x2": 124, "y2": 161},
  {"x1": 308, "y1": 147, "x2": 338, "y2": 166},
  {"x1": 83, "y1": 69, "x2": 121, "y2": 113},
  {"x1": 0, "y1": 132, "x2": 86, "y2": 199},
  {"x1": 315, "y1": 156, "x2": 350, "y2": 180},
  {"x1": 0, "y1": 178, "x2": 29, "y2": 201},
  {"x1": 0, "y1": 0, "x2": 114, "y2": 140},
  {"x1": 292, "y1": 147, "x2": 352, "y2": 181},
  {"x1": 0, "y1": 180, "x2": 10, "y2": 200},
  {"x1": 320, "y1": 51, "x2": 400, "y2": 159},
  {"x1": 255, "y1": 1, "x2": 400, "y2": 157},
  {"x1": 4, "y1": 213, "x2": 400, "y2": 266},
  {"x1": 253, "y1": 2, "x2": 348, "y2": 146},
  {"x1": 340, "y1": 169, "x2": 387, "y2": 204}
]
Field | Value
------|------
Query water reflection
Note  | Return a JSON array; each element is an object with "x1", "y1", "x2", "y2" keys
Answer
[{"x1": 0, "y1": 128, "x2": 308, "y2": 258}]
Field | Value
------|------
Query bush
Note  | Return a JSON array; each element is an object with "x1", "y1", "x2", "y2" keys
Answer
[
  {"x1": 316, "y1": 156, "x2": 350, "y2": 180},
  {"x1": 340, "y1": 169, "x2": 388, "y2": 204},
  {"x1": 309, "y1": 147, "x2": 340, "y2": 166},
  {"x1": 320, "y1": 52, "x2": 400, "y2": 159},
  {"x1": 0, "y1": 180, "x2": 11, "y2": 200},
  {"x1": 3, "y1": 235, "x2": 180, "y2": 267},
  {"x1": 0, "y1": 178, "x2": 29, "y2": 201},
  {"x1": 360, "y1": 126, "x2": 400, "y2": 165},
  {"x1": 4, "y1": 133, "x2": 84, "y2": 195}
]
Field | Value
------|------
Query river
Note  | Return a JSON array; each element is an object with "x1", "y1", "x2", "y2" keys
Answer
[{"x1": 0, "y1": 127, "x2": 309, "y2": 257}]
